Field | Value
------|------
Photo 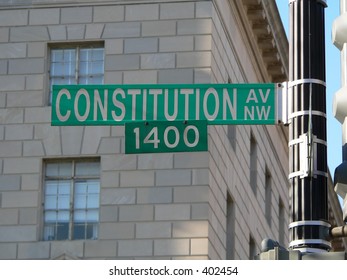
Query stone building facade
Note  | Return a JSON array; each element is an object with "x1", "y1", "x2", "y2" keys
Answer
[{"x1": 0, "y1": 0, "x2": 344, "y2": 259}]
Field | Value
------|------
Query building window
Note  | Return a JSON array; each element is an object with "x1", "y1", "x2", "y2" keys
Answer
[
  {"x1": 249, "y1": 235, "x2": 257, "y2": 260},
  {"x1": 250, "y1": 133, "x2": 257, "y2": 195},
  {"x1": 43, "y1": 159, "x2": 100, "y2": 241},
  {"x1": 278, "y1": 199, "x2": 285, "y2": 246},
  {"x1": 265, "y1": 167, "x2": 272, "y2": 225},
  {"x1": 227, "y1": 125, "x2": 237, "y2": 151},
  {"x1": 226, "y1": 193, "x2": 235, "y2": 259},
  {"x1": 49, "y1": 44, "x2": 104, "y2": 102}
]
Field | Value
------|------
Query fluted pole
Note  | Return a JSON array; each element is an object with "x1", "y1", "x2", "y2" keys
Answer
[{"x1": 288, "y1": 0, "x2": 330, "y2": 252}]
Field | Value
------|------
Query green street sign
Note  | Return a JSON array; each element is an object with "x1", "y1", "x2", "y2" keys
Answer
[
  {"x1": 125, "y1": 121, "x2": 208, "y2": 154},
  {"x1": 52, "y1": 84, "x2": 278, "y2": 126}
]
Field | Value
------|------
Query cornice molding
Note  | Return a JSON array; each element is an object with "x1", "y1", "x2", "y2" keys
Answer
[{"x1": 242, "y1": 0, "x2": 288, "y2": 82}]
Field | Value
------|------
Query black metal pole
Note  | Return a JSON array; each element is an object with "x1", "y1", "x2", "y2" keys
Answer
[{"x1": 289, "y1": 0, "x2": 330, "y2": 252}]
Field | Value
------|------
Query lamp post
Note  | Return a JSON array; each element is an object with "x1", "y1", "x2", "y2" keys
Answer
[
  {"x1": 256, "y1": 0, "x2": 347, "y2": 259},
  {"x1": 288, "y1": 0, "x2": 330, "y2": 252}
]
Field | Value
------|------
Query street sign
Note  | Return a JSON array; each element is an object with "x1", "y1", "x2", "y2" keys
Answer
[
  {"x1": 125, "y1": 121, "x2": 208, "y2": 154},
  {"x1": 51, "y1": 83, "x2": 278, "y2": 126}
]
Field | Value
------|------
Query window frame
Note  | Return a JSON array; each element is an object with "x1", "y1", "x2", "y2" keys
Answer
[
  {"x1": 42, "y1": 158, "x2": 101, "y2": 241},
  {"x1": 250, "y1": 133, "x2": 257, "y2": 195},
  {"x1": 47, "y1": 41, "x2": 105, "y2": 105},
  {"x1": 265, "y1": 167, "x2": 272, "y2": 225},
  {"x1": 226, "y1": 193, "x2": 235, "y2": 260}
]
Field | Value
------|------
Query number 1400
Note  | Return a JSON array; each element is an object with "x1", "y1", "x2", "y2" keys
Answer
[
  {"x1": 133, "y1": 125, "x2": 200, "y2": 150},
  {"x1": 125, "y1": 121, "x2": 208, "y2": 154}
]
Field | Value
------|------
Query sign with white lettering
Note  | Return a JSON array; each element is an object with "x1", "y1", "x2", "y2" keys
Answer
[
  {"x1": 51, "y1": 84, "x2": 278, "y2": 126},
  {"x1": 125, "y1": 121, "x2": 208, "y2": 154}
]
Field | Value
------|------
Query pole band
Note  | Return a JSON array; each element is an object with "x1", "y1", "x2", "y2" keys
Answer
[
  {"x1": 288, "y1": 170, "x2": 328, "y2": 179},
  {"x1": 289, "y1": 220, "x2": 331, "y2": 229},
  {"x1": 289, "y1": 110, "x2": 326, "y2": 120},
  {"x1": 288, "y1": 137, "x2": 327, "y2": 147},
  {"x1": 288, "y1": 78, "x2": 326, "y2": 88}
]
